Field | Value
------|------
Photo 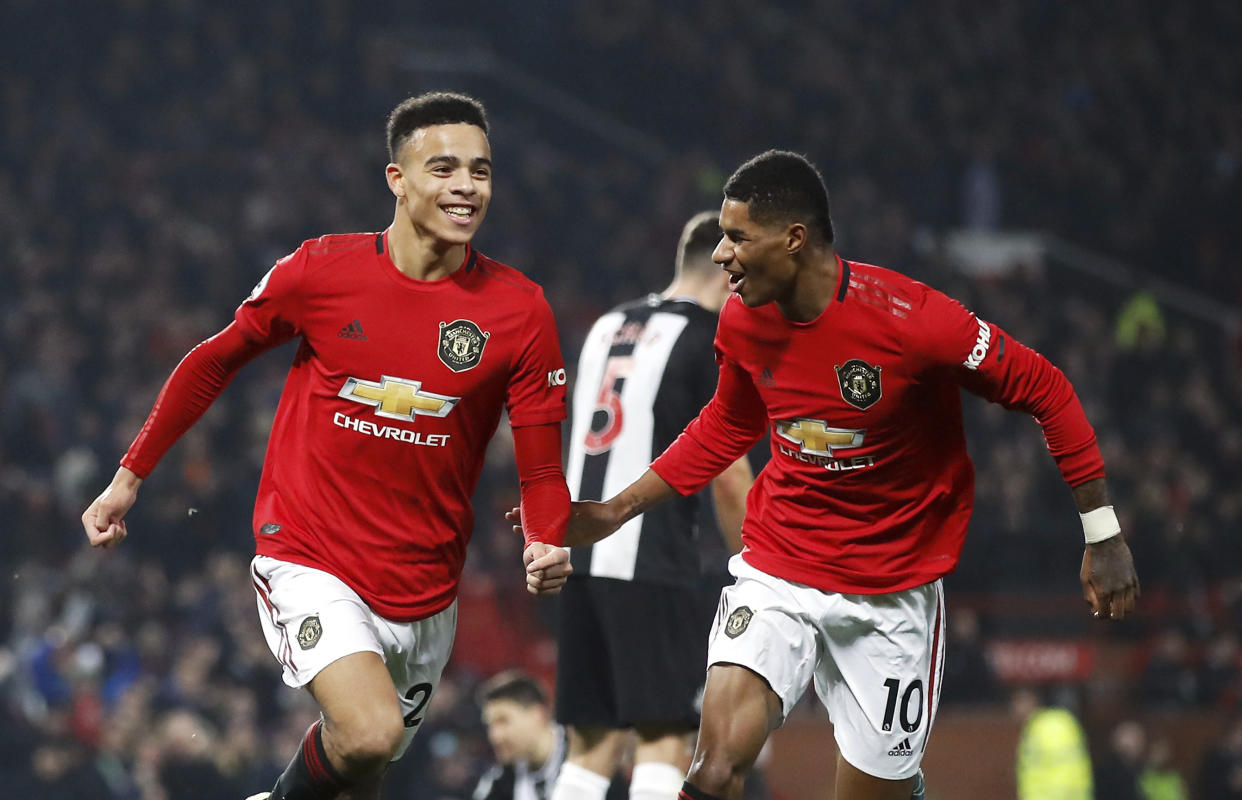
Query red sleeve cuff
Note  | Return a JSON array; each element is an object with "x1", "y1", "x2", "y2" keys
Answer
[
  {"x1": 1053, "y1": 438, "x2": 1106, "y2": 487},
  {"x1": 513, "y1": 422, "x2": 569, "y2": 546}
]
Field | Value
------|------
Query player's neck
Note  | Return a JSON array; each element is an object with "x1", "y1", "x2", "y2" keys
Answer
[
  {"x1": 776, "y1": 249, "x2": 840, "y2": 323},
  {"x1": 529, "y1": 725, "x2": 557, "y2": 769},
  {"x1": 664, "y1": 274, "x2": 725, "y2": 312},
  {"x1": 387, "y1": 216, "x2": 468, "y2": 282}
]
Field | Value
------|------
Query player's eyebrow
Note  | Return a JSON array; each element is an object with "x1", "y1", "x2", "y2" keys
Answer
[
  {"x1": 723, "y1": 227, "x2": 746, "y2": 240},
  {"x1": 425, "y1": 155, "x2": 492, "y2": 170}
]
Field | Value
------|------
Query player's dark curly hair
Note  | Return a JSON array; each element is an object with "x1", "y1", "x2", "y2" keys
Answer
[
  {"x1": 476, "y1": 670, "x2": 547, "y2": 708},
  {"x1": 386, "y1": 92, "x2": 489, "y2": 162},
  {"x1": 723, "y1": 150, "x2": 835, "y2": 244}
]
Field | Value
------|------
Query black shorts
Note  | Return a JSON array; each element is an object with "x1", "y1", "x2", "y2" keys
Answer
[{"x1": 555, "y1": 575, "x2": 724, "y2": 729}]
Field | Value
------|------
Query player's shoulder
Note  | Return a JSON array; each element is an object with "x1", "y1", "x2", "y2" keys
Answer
[
  {"x1": 653, "y1": 295, "x2": 717, "y2": 324},
  {"x1": 287, "y1": 232, "x2": 383, "y2": 277},
  {"x1": 471, "y1": 250, "x2": 546, "y2": 300},
  {"x1": 602, "y1": 294, "x2": 714, "y2": 333},
  {"x1": 579, "y1": 298, "x2": 645, "y2": 351},
  {"x1": 606, "y1": 293, "x2": 696, "y2": 319},
  {"x1": 841, "y1": 259, "x2": 931, "y2": 319},
  {"x1": 300, "y1": 232, "x2": 383, "y2": 260},
  {"x1": 660, "y1": 297, "x2": 719, "y2": 340}
]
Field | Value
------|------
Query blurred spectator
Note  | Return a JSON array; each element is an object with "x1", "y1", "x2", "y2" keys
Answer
[
  {"x1": 1094, "y1": 719, "x2": 1145, "y2": 800},
  {"x1": 9, "y1": 735, "x2": 116, "y2": 800},
  {"x1": 1200, "y1": 631, "x2": 1242, "y2": 707},
  {"x1": 939, "y1": 606, "x2": 1002, "y2": 706},
  {"x1": 1198, "y1": 716, "x2": 1242, "y2": 800},
  {"x1": 1013, "y1": 687, "x2": 1093, "y2": 800},
  {"x1": 472, "y1": 670, "x2": 626, "y2": 800},
  {"x1": 1137, "y1": 628, "x2": 1200, "y2": 708},
  {"x1": 1139, "y1": 736, "x2": 1188, "y2": 800}
]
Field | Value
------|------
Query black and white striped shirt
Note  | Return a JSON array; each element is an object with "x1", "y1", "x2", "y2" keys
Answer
[
  {"x1": 473, "y1": 725, "x2": 565, "y2": 800},
  {"x1": 565, "y1": 295, "x2": 720, "y2": 585}
]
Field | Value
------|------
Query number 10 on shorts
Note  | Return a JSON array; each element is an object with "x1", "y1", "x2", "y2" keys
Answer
[{"x1": 881, "y1": 678, "x2": 924, "y2": 733}]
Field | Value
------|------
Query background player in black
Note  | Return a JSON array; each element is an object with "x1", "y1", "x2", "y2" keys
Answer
[
  {"x1": 553, "y1": 212, "x2": 755, "y2": 800},
  {"x1": 474, "y1": 671, "x2": 630, "y2": 800}
]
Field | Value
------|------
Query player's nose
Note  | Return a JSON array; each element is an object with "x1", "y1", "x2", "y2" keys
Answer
[{"x1": 450, "y1": 169, "x2": 478, "y2": 194}]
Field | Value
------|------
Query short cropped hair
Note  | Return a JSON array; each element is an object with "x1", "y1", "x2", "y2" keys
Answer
[
  {"x1": 386, "y1": 92, "x2": 489, "y2": 162},
  {"x1": 723, "y1": 150, "x2": 834, "y2": 244},
  {"x1": 476, "y1": 670, "x2": 547, "y2": 708},
  {"x1": 675, "y1": 210, "x2": 722, "y2": 277}
]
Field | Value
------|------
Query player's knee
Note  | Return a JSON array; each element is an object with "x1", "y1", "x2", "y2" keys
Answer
[
  {"x1": 687, "y1": 748, "x2": 746, "y2": 796},
  {"x1": 330, "y1": 708, "x2": 405, "y2": 771}
]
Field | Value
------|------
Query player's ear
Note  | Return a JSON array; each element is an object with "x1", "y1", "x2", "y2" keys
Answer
[
  {"x1": 786, "y1": 222, "x2": 808, "y2": 255},
  {"x1": 385, "y1": 163, "x2": 406, "y2": 198}
]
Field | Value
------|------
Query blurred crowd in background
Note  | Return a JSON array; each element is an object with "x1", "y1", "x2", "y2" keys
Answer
[{"x1": 1, "y1": 0, "x2": 1240, "y2": 797}]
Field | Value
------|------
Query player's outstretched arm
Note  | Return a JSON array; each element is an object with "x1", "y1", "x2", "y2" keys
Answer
[
  {"x1": 81, "y1": 323, "x2": 273, "y2": 552},
  {"x1": 81, "y1": 466, "x2": 143, "y2": 549},
  {"x1": 1073, "y1": 477, "x2": 1139, "y2": 620},
  {"x1": 505, "y1": 468, "x2": 679, "y2": 549},
  {"x1": 570, "y1": 468, "x2": 678, "y2": 547}
]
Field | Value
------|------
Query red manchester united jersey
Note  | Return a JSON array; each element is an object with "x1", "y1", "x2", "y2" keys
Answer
[
  {"x1": 652, "y1": 258, "x2": 1103, "y2": 594},
  {"x1": 233, "y1": 232, "x2": 566, "y2": 620}
]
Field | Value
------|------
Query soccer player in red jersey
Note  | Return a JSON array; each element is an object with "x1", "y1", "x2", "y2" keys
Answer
[
  {"x1": 80, "y1": 92, "x2": 574, "y2": 800},
  {"x1": 512, "y1": 150, "x2": 1138, "y2": 800}
]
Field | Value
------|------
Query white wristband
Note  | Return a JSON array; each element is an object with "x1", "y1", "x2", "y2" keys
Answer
[{"x1": 1080, "y1": 505, "x2": 1121, "y2": 544}]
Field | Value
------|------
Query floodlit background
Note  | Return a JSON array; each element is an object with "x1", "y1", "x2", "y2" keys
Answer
[{"x1": 1, "y1": 1, "x2": 1239, "y2": 797}]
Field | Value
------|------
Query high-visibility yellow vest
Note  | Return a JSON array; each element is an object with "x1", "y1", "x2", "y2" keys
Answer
[{"x1": 1016, "y1": 708, "x2": 1094, "y2": 800}]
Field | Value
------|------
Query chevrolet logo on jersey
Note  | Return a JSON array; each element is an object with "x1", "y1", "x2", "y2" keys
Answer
[
  {"x1": 775, "y1": 418, "x2": 865, "y2": 456},
  {"x1": 338, "y1": 375, "x2": 459, "y2": 421}
]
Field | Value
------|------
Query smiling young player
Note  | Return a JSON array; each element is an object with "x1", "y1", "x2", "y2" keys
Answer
[{"x1": 82, "y1": 92, "x2": 574, "y2": 800}]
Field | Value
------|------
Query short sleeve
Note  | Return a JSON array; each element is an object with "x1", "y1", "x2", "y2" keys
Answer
[
  {"x1": 233, "y1": 244, "x2": 308, "y2": 345},
  {"x1": 506, "y1": 289, "x2": 568, "y2": 428}
]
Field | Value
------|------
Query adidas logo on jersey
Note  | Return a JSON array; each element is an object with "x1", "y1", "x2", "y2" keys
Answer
[
  {"x1": 887, "y1": 738, "x2": 913, "y2": 756},
  {"x1": 338, "y1": 320, "x2": 368, "y2": 340},
  {"x1": 758, "y1": 366, "x2": 776, "y2": 386}
]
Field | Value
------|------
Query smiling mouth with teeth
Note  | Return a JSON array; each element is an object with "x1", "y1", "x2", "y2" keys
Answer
[{"x1": 443, "y1": 206, "x2": 474, "y2": 218}]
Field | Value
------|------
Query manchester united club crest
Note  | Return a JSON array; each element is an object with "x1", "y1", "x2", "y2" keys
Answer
[
  {"x1": 725, "y1": 606, "x2": 754, "y2": 639},
  {"x1": 296, "y1": 615, "x2": 323, "y2": 650},
  {"x1": 834, "y1": 359, "x2": 882, "y2": 410},
  {"x1": 437, "y1": 319, "x2": 490, "y2": 373}
]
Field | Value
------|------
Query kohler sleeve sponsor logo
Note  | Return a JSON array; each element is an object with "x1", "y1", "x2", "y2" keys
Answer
[{"x1": 963, "y1": 318, "x2": 992, "y2": 370}]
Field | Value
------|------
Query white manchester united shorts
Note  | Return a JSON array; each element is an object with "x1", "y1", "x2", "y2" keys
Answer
[
  {"x1": 251, "y1": 555, "x2": 457, "y2": 760},
  {"x1": 708, "y1": 555, "x2": 945, "y2": 780}
]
